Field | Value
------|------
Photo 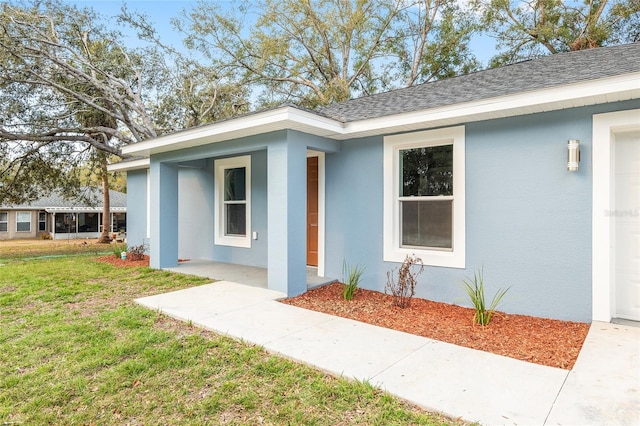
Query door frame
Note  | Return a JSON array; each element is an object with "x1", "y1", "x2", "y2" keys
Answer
[
  {"x1": 592, "y1": 109, "x2": 640, "y2": 322},
  {"x1": 307, "y1": 150, "x2": 326, "y2": 277}
]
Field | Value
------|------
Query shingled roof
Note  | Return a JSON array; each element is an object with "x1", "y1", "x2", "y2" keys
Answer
[
  {"x1": 316, "y1": 43, "x2": 640, "y2": 122},
  {"x1": 0, "y1": 187, "x2": 126, "y2": 211}
]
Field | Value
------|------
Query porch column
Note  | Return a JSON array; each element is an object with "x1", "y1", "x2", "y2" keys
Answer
[
  {"x1": 150, "y1": 161, "x2": 178, "y2": 269},
  {"x1": 267, "y1": 137, "x2": 307, "y2": 296}
]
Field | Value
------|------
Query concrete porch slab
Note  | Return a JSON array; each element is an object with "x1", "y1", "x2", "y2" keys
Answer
[{"x1": 163, "y1": 259, "x2": 335, "y2": 289}]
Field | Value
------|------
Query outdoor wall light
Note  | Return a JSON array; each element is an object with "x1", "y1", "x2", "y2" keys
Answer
[{"x1": 567, "y1": 139, "x2": 580, "y2": 171}]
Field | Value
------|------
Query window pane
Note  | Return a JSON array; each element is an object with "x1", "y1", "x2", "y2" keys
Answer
[
  {"x1": 77, "y1": 213, "x2": 99, "y2": 232},
  {"x1": 224, "y1": 167, "x2": 246, "y2": 201},
  {"x1": 400, "y1": 145, "x2": 453, "y2": 196},
  {"x1": 0, "y1": 212, "x2": 8, "y2": 221},
  {"x1": 16, "y1": 212, "x2": 30, "y2": 232},
  {"x1": 0, "y1": 223, "x2": 6, "y2": 232},
  {"x1": 401, "y1": 200, "x2": 452, "y2": 249},
  {"x1": 225, "y1": 203, "x2": 246, "y2": 236}
]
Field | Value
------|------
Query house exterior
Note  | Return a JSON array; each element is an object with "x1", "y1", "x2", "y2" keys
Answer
[
  {"x1": 110, "y1": 43, "x2": 640, "y2": 323},
  {"x1": 0, "y1": 188, "x2": 127, "y2": 240}
]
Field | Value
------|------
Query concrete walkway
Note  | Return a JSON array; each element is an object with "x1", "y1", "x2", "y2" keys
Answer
[{"x1": 136, "y1": 281, "x2": 640, "y2": 426}]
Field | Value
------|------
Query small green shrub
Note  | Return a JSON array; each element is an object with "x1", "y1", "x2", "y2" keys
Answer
[
  {"x1": 460, "y1": 268, "x2": 511, "y2": 326},
  {"x1": 112, "y1": 243, "x2": 127, "y2": 258},
  {"x1": 385, "y1": 254, "x2": 424, "y2": 308},
  {"x1": 342, "y1": 261, "x2": 365, "y2": 301}
]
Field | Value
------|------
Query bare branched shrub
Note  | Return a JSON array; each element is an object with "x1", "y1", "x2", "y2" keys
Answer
[
  {"x1": 385, "y1": 254, "x2": 424, "y2": 308},
  {"x1": 127, "y1": 243, "x2": 147, "y2": 261}
]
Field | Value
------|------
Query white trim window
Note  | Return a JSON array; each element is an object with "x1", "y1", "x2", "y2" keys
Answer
[
  {"x1": 384, "y1": 126, "x2": 465, "y2": 268},
  {"x1": 214, "y1": 155, "x2": 251, "y2": 248},
  {"x1": 16, "y1": 211, "x2": 31, "y2": 232},
  {"x1": 38, "y1": 212, "x2": 47, "y2": 232},
  {"x1": 0, "y1": 212, "x2": 7, "y2": 232}
]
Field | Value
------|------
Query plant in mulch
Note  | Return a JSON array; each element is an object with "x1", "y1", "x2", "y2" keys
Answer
[
  {"x1": 111, "y1": 243, "x2": 127, "y2": 258},
  {"x1": 342, "y1": 260, "x2": 365, "y2": 301},
  {"x1": 127, "y1": 243, "x2": 147, "y2": 261},
  {"x1": 460, "y1": 267, "x2": 511, "y2": 326},
  {"x1": 385, "y1": 254, "x2": 424, "y2": 308}
]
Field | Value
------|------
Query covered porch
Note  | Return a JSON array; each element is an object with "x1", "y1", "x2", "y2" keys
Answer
[{"x1": 163, "y1": 259, "x2": 336, "y2": 290}]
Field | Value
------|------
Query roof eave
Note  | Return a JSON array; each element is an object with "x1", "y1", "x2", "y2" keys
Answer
[
  {"x1": 120, "y1": 106, "x2": 346, "y2": 158},
  {"x1": 111, "y1": 72, "x2": 638, "y2": 165}
]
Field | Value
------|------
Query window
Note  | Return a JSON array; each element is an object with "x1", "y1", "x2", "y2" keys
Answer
[
  {"x1": 77, "y1": 213, "x2": 99, "y2": 233},
  {"x1": 16, "y1": 211, "x2": 31, "y2": 232},
  {"x1": 384, "y1": 126, "x2": 465, "y2": 268},
  {"x1": 0, "y1": 212, "x2": 7, "y2": 232},
  {"x1": 215, "y1": 156, "x2": 251, "y2": 248},
  {"x1": 112, "y1": 213, "x2": 126, "y2": 233},
  {"x1": 38, "y1": 212, "x2": 47, "y2": 231}
]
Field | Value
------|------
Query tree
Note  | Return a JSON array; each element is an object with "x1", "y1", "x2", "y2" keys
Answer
[
  {"x1": 0, "y1": 0, "x2": 248, "y2": 241},
  {"x1": 474, "y1": 0, "x2": 640, "y2": 66},
  {"x1": 177, "y1": 0, "x2": 479, "y2": 108}
]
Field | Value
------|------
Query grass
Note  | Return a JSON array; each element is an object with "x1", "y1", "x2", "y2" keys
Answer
[
  {"x1": 0, "y1": 238, "x2": 109, "y2": 259},
  {"x1": 0, "y1": 246, "x2": 463, "y2": 425}
]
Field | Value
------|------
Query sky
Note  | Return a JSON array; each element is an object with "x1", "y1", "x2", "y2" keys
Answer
[{"x1": 71, "y1": 0, "x2": 498, "y2": 67}]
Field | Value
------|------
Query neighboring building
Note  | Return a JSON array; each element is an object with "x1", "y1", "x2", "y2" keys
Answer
[
  {"x1": 110, "y1": 43, "x2": 640, "y2": 323},
  {"x1": 0, "y1": 187, "x2": 126, "y2": 240}
]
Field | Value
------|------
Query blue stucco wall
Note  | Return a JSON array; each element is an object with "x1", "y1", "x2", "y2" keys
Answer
[
  {"x1": 178, "y1": 161, "x2": 215, "y2": 260},
  {"x1": 126, "y1": 169, "x2": 148, "y2": 249},
  {"x1": 325, "y1": 101, "x2": 638, "y2": 322}
]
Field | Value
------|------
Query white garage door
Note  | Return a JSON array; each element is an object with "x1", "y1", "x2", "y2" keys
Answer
[{"x1": 615, "y1": 130, "x2": 640, "y2": 321}]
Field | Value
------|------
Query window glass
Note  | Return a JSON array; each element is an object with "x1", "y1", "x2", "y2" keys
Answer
[
  {"x1": 55, "y1": 213, "x2": 76, "y2": 233},
  {"x1": 0, "y1": 212, "x2": 7, "y2": 232},
  {"x1": 400, "y1": 145, "x2": 453, "y2": 196},
  {"x1": 224, "y1": 168, "x2": 246, "y2": 201},
  {"x1": 401, "y1": 200, "x2": 453, "y2": 249},
  {"x1": 223, "y1": 166, "x2": 247, "y2": 237},
  {"x1": 399, "y1": 144, "x2": 453, "y2": 250},
  {"x1": 113, "y1": 213, "x2": 126, "y2": 232},
  {"x1": 16, "y1": 211, "x2": 31, "y2": 232},
  {"x1": 225, "y1": 204, "x2": 246, "y2": 235},
  {"x1": 77, "y1": 213, "x2": 99, "y2": 232},
  {"x1": 38, "y1": 212, "x2": 46, "y2": 231}
]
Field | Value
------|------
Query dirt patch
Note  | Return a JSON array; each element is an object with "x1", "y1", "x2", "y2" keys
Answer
[
  {"x1": 283, "y1": 282, "x2": 589, "y2": 370},
  {"x1": 94, "y1": 255, "x2": 150, "y2": 268}
]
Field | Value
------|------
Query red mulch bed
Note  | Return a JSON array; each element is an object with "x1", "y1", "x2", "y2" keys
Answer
[
  {"x1": 95, "y1": 255, "x2": 150, "y2": 268},
  {"x1": 283, "y1": 282, "x2": 589, "y2": 370}
]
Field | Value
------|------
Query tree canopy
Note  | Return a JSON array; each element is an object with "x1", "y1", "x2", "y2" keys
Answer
[
  {"x1": 473, "y1": 0, "x2": 640, "y2": 66},
  {"x1": 0, "y1": 0, "x2": 247, "y2": 206},
  {"x1": 177, "y1": 0, "x2": 479, "y2": 107}
]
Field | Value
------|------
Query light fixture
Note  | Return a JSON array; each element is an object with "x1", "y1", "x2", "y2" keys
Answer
[{"x1": 567, "y1": 139, "x2": 580, "y2": 172}]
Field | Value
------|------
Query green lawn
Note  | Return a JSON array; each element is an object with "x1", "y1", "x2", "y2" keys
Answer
[{"x1": 0, "y1": 253, "x2": 462, "y2": 425}]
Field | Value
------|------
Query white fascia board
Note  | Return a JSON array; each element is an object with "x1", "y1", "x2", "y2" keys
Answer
[
  {"x1": 121, "y1": 106, "x2": 346, "y2": 157},
  {"x1": 107, "y1": 157, "x2": 150, "y2": 172},
  {"x1": 341, "y1": 73, "x2": 640, "y2": 139}
]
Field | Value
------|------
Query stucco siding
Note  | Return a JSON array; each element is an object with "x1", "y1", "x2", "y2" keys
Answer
[
  {"x1": 126, "y1": 169, "x2": 148, "y2": 248},
  {"x1": 178, "y1": 161, "x2": 215, "y2": 261},
  {"x1": 324, "y1": 101, "x2": 638, "y2": 322}
]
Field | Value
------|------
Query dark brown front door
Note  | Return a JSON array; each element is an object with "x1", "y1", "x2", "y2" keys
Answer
[{"x1": 307, "y1": 157, "x2": 319, "y2": 266}]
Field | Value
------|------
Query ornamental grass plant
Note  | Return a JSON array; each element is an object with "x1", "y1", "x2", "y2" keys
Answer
[{"x1": 460, "y1": 268, "x2": 511, "y2": 326}]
